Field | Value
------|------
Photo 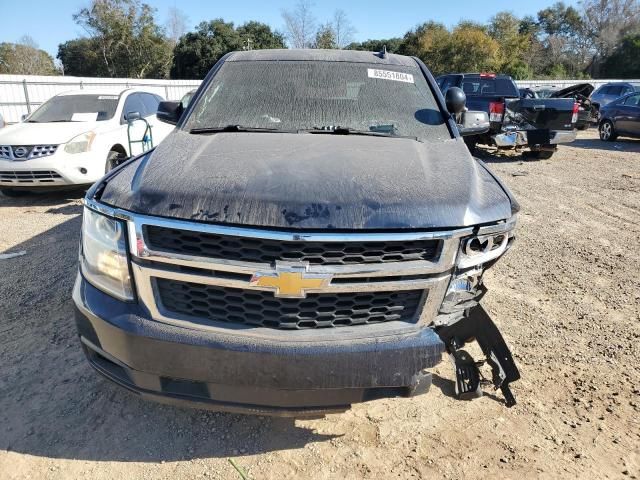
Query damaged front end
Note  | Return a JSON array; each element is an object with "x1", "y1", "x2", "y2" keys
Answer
[{"x1": 434, "y1": 216, "x2": 520, "y2": 407}]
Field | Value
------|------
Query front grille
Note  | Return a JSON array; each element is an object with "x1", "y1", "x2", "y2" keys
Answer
[
  {"x1": 145, "y1": 225, "x2": 441, "y2": 265},
  {"x1": 156, "y1": 278, "x2": 424, "y2": 329},
  {"x1": 0, "y1": 145, "x2": 58, "y2": 160},
  {"x1": 0, "y1": 170, "x2": 63, "y2": 183}
]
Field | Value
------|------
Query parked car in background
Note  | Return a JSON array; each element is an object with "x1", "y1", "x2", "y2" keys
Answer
[
  {"x1": 0, "y1": 113, "x2": 5, "y2": 129},
  {"x1": 549, "y1": 83, "x2": 596, "y2": 130},
  {"x1": 590, "y1": 82, "x2": 640, "y2": 108},
  {"x1": 0, "y1": 88, "x2": 174, "y2": 196},
  {"x1": 598, "y1": 91, "x2": 640, "y2": 141},
  {"x1": 437, "y1": 73, "x2": 578, "y2": 159}
]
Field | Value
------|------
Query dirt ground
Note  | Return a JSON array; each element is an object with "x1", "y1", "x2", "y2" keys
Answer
[{"x1": 1, "y1": 129, "x2": 639, "y2": 479}]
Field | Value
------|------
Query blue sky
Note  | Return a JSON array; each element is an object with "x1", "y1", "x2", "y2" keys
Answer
[{"x1": 1, "y1": 0, "x2": 580, "y2": 59}]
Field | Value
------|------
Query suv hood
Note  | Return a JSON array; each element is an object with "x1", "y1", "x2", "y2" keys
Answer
[
  {"x1": 0, "y1": 121, "x2": 100, "y2": 145},
  {"x1": 98, "y1": 131, "x2": 513, "y2": 230}
]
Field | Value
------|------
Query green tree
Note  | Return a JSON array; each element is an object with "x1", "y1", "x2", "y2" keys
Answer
[
  {"x1": 448, "y1": 23, "x2": 500, "y2": 73},
  {"x1": 601, "y1": 33, "x2": 640, "y2": 77},
  {"x1": 57, "y1": 38, "x2": 107, "y2": 76},
  {"x1": 73, "y1": 0, "x2": 172, "y2": 78},
  {"x1": 314, "y1": 23, "x2": 338, "y2": 49},
  {"x1": 489, "y1": 12, "x2": 534, "y2": 79},
  {"x1": 171, "y1": 20, "x2": 285, "y2": 79},
  {"x1": 537, "y1": 2, "x2": 583, "y2": 37},
  {"x1": 0, "y1": 38, "x2": 58, "y2": 75},
  {"x1": 236, "y1": 21, "x2": 286, "y2": 50},
  {"x1": 170, "y1": 19, "x2": 240, "y2": 79},
  {"x1": 398, "y1": 22, "x2": 450, "y2": 75},
  {"x1": 345, "y1": 38, "x2": 402, "y2": 53}
]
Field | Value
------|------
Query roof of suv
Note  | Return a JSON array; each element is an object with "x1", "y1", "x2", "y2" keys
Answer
[
  {"x1": 55, "y1": 88, "x2": 158, "y2": 97},
  {"x1": 226, "y1": 49, "x2": 418, "y2": 67},
  {"x1": 599, "y1": 81, "x2": 640, "y2": 88}
]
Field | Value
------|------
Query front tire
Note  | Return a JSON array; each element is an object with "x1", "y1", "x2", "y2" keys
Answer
[
  {"x1": 105, "y1": 150, "x2": 123, "y2": 173},
  {"x1": 599, "y1": 120, "x2": 617, "y2": 141}
]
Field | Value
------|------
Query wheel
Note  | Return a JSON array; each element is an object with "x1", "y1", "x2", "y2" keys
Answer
[
  {"x1": 105, "y1": 150, "x2": 123, "y2": 173},
  {"x1": 464, "y1": 137, "x2": 478, "y2": 154},
  {"x1": 0, "y1": 188, "x2": 30, "y2": 197},
  {"x1": 599, "y1": 120, "x2": 617, "y2": 141}
]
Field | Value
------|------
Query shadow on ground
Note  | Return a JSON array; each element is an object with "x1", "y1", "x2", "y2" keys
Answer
[
  {"x1": 431, "y1": 374, "x2": 506, "y2": 406},
  {"x1": 569, "y1": 136, "x2": 640, "y2": 152},
  {"x1": 0, "y1": 215, "x2": 338, "y2": 463},
  {"x1": 0, "y1": 189, "x2": 85, "y2": 209}
]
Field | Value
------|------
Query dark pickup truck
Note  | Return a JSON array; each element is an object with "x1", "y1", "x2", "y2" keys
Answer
[
  {"x1": 73, "y1": 49, "x2": 520, "y2": 416},
  {"x1": 437, "y1": 73, "x2": 578, "y2": 159}
]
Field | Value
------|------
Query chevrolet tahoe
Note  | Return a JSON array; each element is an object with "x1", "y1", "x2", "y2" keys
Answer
[{"x1": 73, "y1": 49, "x2": 520, "y2": 416}]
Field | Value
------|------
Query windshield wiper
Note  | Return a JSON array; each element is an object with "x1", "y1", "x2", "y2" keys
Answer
[
  {"x1": 301, "y1": 126, "x2": 419, "y2": 141},
  {"x1": 189, "y1": 125, "x2": 292, "y2": 134}
]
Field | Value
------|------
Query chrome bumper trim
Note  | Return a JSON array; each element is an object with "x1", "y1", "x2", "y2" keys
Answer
[{"x1": 492, "y1": 129, "x2": 577, "y2": 147}]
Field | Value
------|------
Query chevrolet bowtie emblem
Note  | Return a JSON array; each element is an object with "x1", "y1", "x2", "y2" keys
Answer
[{"x1": 250, "y1": 263, "x2": 331, "y2": 298}]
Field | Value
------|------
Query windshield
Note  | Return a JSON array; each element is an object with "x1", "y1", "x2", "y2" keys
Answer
[
  {"x1": 28, "y1": 94, "x2": 119, "y2": 123},
  {"x1": 184, "y1": 60, "x2": 449, "y2": 142}
]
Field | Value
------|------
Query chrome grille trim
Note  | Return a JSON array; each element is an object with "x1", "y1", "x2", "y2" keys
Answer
[
  {"x1": 84, "y1": 199, "x2": 466, "y2": 331},
  {"x1": 0, "y1": 145, "x2": 58, "y2": 160}
]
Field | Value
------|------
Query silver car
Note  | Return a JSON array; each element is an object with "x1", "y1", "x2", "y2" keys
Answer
[{"x1": 590, "y1": 82, "x2": 640, "y2": 108}]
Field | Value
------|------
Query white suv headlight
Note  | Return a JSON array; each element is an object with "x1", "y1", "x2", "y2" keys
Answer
[
  {"x1": 81, "y1": 207, "x2": 134, "y2": 300},
  {"x1": 64, "y1": 131, "x2": 96, "y2": 154}
]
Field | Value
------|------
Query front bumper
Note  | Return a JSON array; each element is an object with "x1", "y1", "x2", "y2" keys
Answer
[
  {"x1": 73, "y1": 275, "x2": 446, "y2": 416},
  {"x1": 492, "y1": 129, "x2": 577, "y2": 148},
  {"x1": 0, "y1": 150, "x2": 104, "y2": 188}
]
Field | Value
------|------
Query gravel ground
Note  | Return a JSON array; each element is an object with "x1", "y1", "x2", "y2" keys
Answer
[{"x1": 0, "y1": 129, "x2": 639, "y2": 479}]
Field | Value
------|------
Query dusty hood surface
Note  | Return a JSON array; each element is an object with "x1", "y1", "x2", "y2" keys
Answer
[
  {"x1": 98, "y1": 131, "x2": 513, "y2": 230},
  {"x1": 0, "y1": 121, "x2": 100, "y2": 145}
]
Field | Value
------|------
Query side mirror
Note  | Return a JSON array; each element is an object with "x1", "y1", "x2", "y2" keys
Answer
[
  {"x1": 125, "y1": 111, "x2": 141, "y2": 122},
  {"x1": 445, "y1": 87, "x2": 466, "y2": 114},
  {"x1": 21, "y1": 114, "x2": 28, "y2": 122},
  {"x1": 458, "y1": 111, "x2": 490, "y2": 136},
  {"x1": 156, "y1": 101, "x2": 183, "y2": 125}
]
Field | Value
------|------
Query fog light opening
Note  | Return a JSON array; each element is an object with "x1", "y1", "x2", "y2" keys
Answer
[{"x1": 79, "y1": 168, "x2": 88, "y2": 174}]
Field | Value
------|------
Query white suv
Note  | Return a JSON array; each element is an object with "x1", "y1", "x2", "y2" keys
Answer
[{"x1": 0, "y1": 88, "x2": 174, "y2": 196}]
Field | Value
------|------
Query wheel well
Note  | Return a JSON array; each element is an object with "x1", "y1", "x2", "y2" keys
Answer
[{"x1": 109, "y1": 144, "x2": 128, "y2": 158}]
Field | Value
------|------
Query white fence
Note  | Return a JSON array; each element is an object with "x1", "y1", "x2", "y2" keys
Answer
[
  {"x1": 517, "y1": 79, "x2": 619, "y2": 89},
  {"x1": 2, "y1": 74, "x2": 639, "y2": 124},
  {"x1": 0, "y1": 75, "x2": 201, "y2": 123}
]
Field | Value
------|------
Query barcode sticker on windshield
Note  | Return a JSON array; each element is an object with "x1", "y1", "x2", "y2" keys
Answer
[
  {"x1": 98, "y1": 95, "x2": 118, "y2": 100},
  {"x1": 367, "y1": 69, "x2": 414, "y2": 83}
]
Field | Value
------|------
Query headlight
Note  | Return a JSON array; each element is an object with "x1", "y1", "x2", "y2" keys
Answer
[
  {"x1": 64, "y1": 131, "x2": 96, "y2": 154},
  {"x1": 80, "y1": 207, "x2": 134, "y2": 300},
  {"x1": 456, "y1": 216, "x2": 516, "y2": 269}
]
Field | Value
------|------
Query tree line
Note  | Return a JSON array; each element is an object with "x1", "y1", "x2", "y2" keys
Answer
[{"x1": 0, "y1": 0, "x2": 639, "y2": 80}]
